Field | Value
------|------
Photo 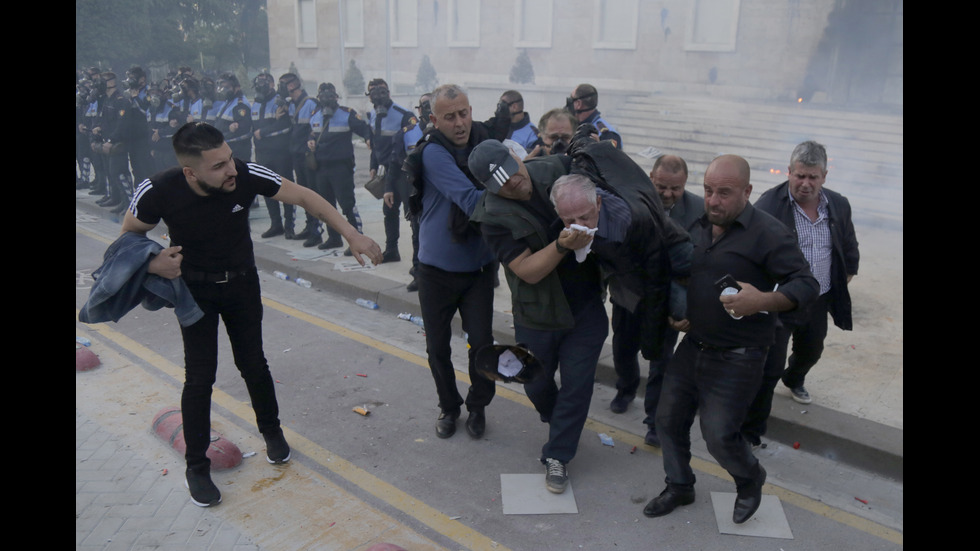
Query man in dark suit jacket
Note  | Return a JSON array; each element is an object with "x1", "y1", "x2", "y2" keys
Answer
[
  {"x1": 634, "y1": 155, "x2": 704, "y2": 447},
  {"x1": 741, "y1": 141, "x2": 860, "y2": 447}
]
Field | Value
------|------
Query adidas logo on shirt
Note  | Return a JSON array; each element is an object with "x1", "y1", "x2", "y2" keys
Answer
[{"x1": 231, "y1": 204, "x2": 244, "y2": 213}]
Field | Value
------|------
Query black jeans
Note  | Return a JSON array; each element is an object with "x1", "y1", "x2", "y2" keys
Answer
[
  {"x1": 611, "y1": 302, "x2": 665, "y2": 427},
  {"x1": 742, "y1": 293, "x2": 830, "y2": 443},
  {"x1": 416, "y1": 262, "x2": 496, "y2": 414},
  {"x1": 656, "y1": 337, "x2": 766, "y2": 489},
  {"x1": 179, "y1": 268, "x2": 280, "y2": 470}
]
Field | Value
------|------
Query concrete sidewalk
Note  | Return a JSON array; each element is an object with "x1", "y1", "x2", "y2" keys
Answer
[{"x1": 75, "y1": 156, "x2": 902, "y2": 483}]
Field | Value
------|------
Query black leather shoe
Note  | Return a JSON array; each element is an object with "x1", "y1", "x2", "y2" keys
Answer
[
  {"x1": 406, "y1": 278, "x2": 419, "y2": 292},
  {"x1": 733, "y1": 465, "x2": 766, "y2": 524},
  {"x1": 610, "y1": 391, "x2": 634, "y2": 414},
  {"x1": 319, "y1": 235, "x2": 344, "y2": 250},
  {"x1": 284, "y1": 227, "x2": 296, "y2": 240},
  {"x1": 643, "y1": 486, "x2": 695, "y2": 518},
  {"x1": 465, "y1": 409, "x2": 485, "y2": 438},
  {"x1": 292, "y1": 227, "x2": 312, "y2": 241},
  {"x1": 303, "y1": 233, "x2": 323, "y2": 247},
  {"x1": 644, "y1": 427, "x2": 661, "y2": 447},
  {"x1": 382, "y1": 249, "x2": 401, "y2": 263},
  {"x1": 435, "y1": 411, "x2": 459, "y2": 439},
  {"x1": 261, "y1": 226, "x2": 284, "y2": 238}
]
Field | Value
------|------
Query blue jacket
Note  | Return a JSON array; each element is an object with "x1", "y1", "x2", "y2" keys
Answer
[{"x1": 79, "y1": 232, "x2": 204, "y2": 327}]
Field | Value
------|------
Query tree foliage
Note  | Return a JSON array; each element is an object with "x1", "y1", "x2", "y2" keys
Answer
[{"x1": 76, "y1": 0, "x2": 268, "y2": 76}]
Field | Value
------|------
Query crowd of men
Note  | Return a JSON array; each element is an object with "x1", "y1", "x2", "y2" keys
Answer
[{"x1": 78, "y1": 68, "x2": 859, "y2": 525}]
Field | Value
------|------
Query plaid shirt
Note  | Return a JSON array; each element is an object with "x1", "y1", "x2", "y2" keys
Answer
[{"x1": 791, "y1": 190, "x2": 832, "y2": 295}]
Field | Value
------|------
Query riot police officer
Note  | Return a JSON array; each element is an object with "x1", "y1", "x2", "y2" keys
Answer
[
  {"x1": 213, "y1": 72, "x2": 253, "y2": 161},
  {"x1": 308, "y1": 82, "x2": 372, "y2": 250},
  {"x1": 251, "y1": 71, "x2": 296, "y2": 238},
  {"x1": 278, "y1": 73, "x2": 322, "y2": 246},
  {"x1": 366, "y1": 78, "x2": 417, "y2": 261}
]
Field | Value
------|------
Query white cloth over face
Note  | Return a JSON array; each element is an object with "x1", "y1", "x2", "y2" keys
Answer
[
  {"x1": 498, "y1": 349, "x2": 524, "y2": 377},
  {"x1": 568, "y1": 223, "x2": 597, "y2": 263}
]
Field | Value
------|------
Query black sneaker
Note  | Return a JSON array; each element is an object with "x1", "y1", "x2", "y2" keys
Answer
[
  {"x1": 264, "y1": 428, "x2": 291, "y2": 464},
  {"x1": 544, "y1": 458, "x2": 568, "y2": 494},
  {"x1": 382, "y1": 249, "x2": 401, "y2": 263},
  {"x1": 185, "y1": 468, "x2": 221, "y2": 507},
  {"x1": 610, "y1": 391, "x2": 634, "y2": 414},
  {"x1": 787, "y1": 384, "x2": 812, "y2": 404}
]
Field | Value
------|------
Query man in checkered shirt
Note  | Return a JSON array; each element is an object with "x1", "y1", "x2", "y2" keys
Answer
[{"x1": 742, "y1": 140, "x2": 860, "y2": 447}]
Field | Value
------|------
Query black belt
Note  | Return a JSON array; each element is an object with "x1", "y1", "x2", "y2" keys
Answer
[
  {"x1": 690, "y1": 339, "x2": 763, "y2": 356},
  {"x1": 182, "y1": 268, "x2": 251, "y2": 284}
]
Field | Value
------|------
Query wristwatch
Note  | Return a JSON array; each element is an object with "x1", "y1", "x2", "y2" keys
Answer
[{"x1": 555, "y1": 240, "x2": 570, "y2": 255}]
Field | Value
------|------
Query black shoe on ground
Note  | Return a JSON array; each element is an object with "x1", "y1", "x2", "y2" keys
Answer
[
  {"x1": 733, "y1": 465, "x2": 766, "y2": 524},
  {"x1": 544, "y1": 458, "x2": 568, "y2": 494},
  {"x1": 264, "y1": 428, "x2": 291, "y2": 464},
  {"x1": 185, "y1": 467, "x2": 221, "y2": 507},
  {"x1": 292, "y1": 227, "x2": 312, "y2": 241},
  {"x1": 382, "y1": 249, "x2": 401, "y2": 263},
  {"x1": 644, "y1": 427, "x2": 661, "y2": 447},
  {"x1": 88, "y1": 188, "x2": 105, "y2": 196},
  {"x1": 465, "y1": 408, "x2": 486, "y2": 438},
  {"x1": 436, "y1": 410, "x2": 459, "y2": 439},
  {"x1": 643, "y1": 486, "x2": 695, "y2": 518},
  {"x1": 303, "y1": 233, "x2": 323, "y2": 247},
  {"x1": 406, "y1": 278, "x2": 419, "y2": 292},
  {"x1": 284, "y1": 227, "x2": 296, "y2": 240},
  {"x1": 261, "y1": 225, "x2": 284, "y2": 238},
  {"x1": 610, "y1": 391, "x2": 634, "y2": 414},
  {"x1": 319, "y1": 235, "x2": 344, "y2": 250}
]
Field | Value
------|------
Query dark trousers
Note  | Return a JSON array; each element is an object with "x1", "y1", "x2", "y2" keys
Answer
[
  {"x1": 382, "y1": 171, "x2": 413, "y2": 251},
  {"x1": 179, "y1": 268, "x2": 281, "y2": 471},
  {"x1": 292, "y1": 154, "x2": 319, "y2": 231},
  {"x1": 416, "y1": 262, "x2": 496, "y2": 414},
  {"x1": 656, "y1": 337, "x2": 766, "y2": 490},
  {"x1": 314, "y1": 160, "x2": 361, "y2": 240},
  {"x1": 742, "y1": 294, "x2": 830, "y2": 443},
  {"x1": 256, "y1": 148, "x2": 295, "y2": 231},
  {"x1": 518, "y1": 298, "x2": 608, "y2": 464},
  {"x1": 610, "y1": 303, "x2": 665, "y2": 427}
]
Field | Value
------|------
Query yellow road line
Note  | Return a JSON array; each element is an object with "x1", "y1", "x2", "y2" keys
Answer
[
  {"x1": 262, "y1": 298, "x2": 903, "y2": 546},
  {"x1": 76, "y1": 219, "x2": 901, "y2": 546},
  {"x1": 78, "y1": 314, "x2": 511, "y2": 551}
]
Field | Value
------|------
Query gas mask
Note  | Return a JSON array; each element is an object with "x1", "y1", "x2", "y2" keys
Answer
[
  {"x1": 368, "y1": 86, "x2": 391, "y2": 110},
  {"x1": 317, "y1": 91, "x2": 338, "y2": 117},
  {"x1": 253, "y1": 76, "x2": 275, "y2": 101},
  {"x1": 149, "y1": 94, "x2": 163, "y2": 109}
]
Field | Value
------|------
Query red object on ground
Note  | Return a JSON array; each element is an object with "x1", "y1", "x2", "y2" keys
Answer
[
  {"x1": 793, "y1": 441, "x2": 801, "y2": 449},
  {"x1": 152, "y1": 407, "x2": 243, "y2": 470},
  {"x1": 76, "y1": 346, "x2": 101, "y2": 371}
]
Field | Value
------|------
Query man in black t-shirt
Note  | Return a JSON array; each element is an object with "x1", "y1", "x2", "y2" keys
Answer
[{"x1": 121, "y1": 122, "x2": 382, "y2": 508}]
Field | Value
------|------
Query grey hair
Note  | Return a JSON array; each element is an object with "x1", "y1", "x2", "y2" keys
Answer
[
  {"x1": 431, "y1": 83, "x2": 468, "y2": 103},
  {"x1": 550, "y1": 174, "x2": 597, "y2": 209},
  {"x1": 790, "y1": 140, "x2": 827, "y2": 171}
]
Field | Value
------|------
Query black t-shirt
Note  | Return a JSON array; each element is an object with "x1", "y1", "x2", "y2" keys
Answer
[
  {"x1": 480, "y1": 191, "x2": 602, "y2": 315},
  {"x1": 131, "y1": 159, "x2": 282, "y2": 272}
]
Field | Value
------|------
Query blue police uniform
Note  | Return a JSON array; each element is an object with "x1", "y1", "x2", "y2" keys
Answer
[
  {"x1": 582, "y1": 110, "x2": 623, "y2": 150},
  {"x1": 215, "y1": 93, "x2": 253, "y2": 161},
  {"x1": 368, "y1": 102, "x2": 418, "y2": 254},
  {"x1": 308, "y1": 105, "x2": 372, "y2": 245},
  {"x1": 252, "y1": 93, "x2": 295, "y2": 236}
]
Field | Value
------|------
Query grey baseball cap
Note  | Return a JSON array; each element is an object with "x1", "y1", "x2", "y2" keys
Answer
[{"x1": 467, "y1": 139, "x2": 520, "y2": 193}]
